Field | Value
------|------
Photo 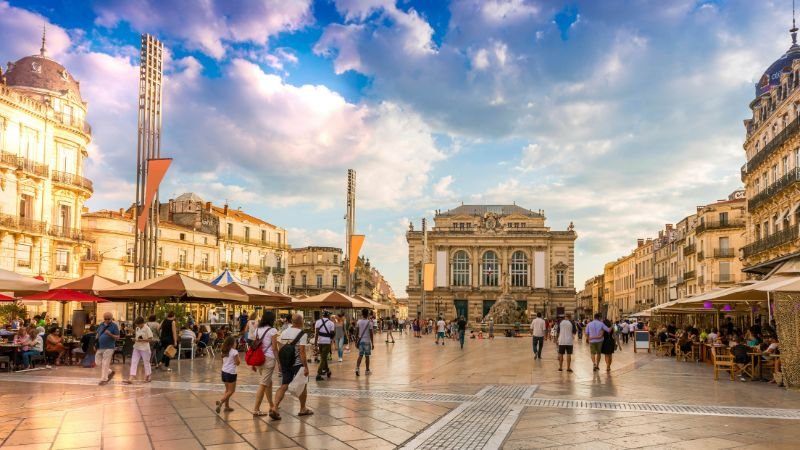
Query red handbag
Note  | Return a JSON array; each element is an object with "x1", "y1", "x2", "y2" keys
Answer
[{"x1": 245, "y1": 328, "x2": 267, "y2": 367}]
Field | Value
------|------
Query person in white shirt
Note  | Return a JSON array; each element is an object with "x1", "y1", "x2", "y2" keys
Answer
[
  {"x1": 125, "y1": 317, "x2": 154, "y2": 384},
  {"x1": 557, "y1": 314, "x2": 575, "y2": 373},
  {"x1": 530, "y1": 312, "x2": 546, "y2": 359},
  {"x1": 435, "y1": 317, "x2": 447, "y2": 345},
  {"x1": 252, "y1": 311, "x2": 280, "y2": 419},
  {"x1": 273, "y1": 314, "x2": 312, "y2": 419},
  {"x1": 707, "y1": 328, "x2": 719, "y2": 343},
  {"x1": 621, "y1": 321, "x2": 630, "y2": 344},
  {"x1": 314, "y1": 311, "x2": 336, "y2": 381},
  {"x1": 245, "y1": 312, "x2": 259, "y2": 346},
  {"x1": 217, "y1": 336, "x2": 239, "y2": 414},
  {"x1": 179, "y1": 326, "x2": 196, "y2": 342}
]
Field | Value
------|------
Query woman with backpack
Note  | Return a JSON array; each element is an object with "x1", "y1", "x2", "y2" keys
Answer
[{"x1": 251, "y1": 311, "x2": 279, "y2": 418}]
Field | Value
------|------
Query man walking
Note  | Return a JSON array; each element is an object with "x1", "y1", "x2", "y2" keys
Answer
[
  {"x1": 530, "y1": 312, "x2": 546, "y2": 359},
  {"x1": 586, "y1": 313, "x2": 612, "y2": 371},
  {"x1": 557, "y1": 314, "x2": 575, "y2": 372},
  {"x1": 314, "y1": 311, "x2": 335, "y2": 381},
  {"x1": 273, "y1": 314, "x2": 312, "y2": 419},
  {"x1": 96, "y1": 312, "x2": 120, "y2": 385},
  {"x1": 621, "y1": 320, "x2": 630, "y2": 344},
  {"x1": 385, "y1": 315, "x2": 396, "y2": 343},
  {"x1": 457, "y1": 315, "x2": 467, "y2": 349},
  {"x1": 355, "y1": 308, "x2": 373, "y2": 376},
  {"x1": 435, "y1": 316, "x2": 447, "y2": 345}
]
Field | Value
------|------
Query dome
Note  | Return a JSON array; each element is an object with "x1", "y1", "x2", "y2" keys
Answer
[
  {"x1": 755, "y1": 29, "x2": 800, "y2": 97},
  {"x1": 4, "y1": 54, "x2": 82, "y2": 101}
]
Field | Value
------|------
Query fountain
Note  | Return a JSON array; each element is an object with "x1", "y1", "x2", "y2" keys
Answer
[{"x1": 485, "y1": 295, "x2": 528, "y2": 326}]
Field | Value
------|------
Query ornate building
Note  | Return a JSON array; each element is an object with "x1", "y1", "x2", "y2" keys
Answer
[
  {"x1": 288, "y1": 246, "x2": 344, "y2": 296},
  {"x1": 406, "y1": 205, "x2": 577, "y2": 321},
  {"x1": 0, "y1": 35, "x2": 92, "y2": 289},
  {"x1": 741, "y1": 23, "x2": 800, "y2": 275}
]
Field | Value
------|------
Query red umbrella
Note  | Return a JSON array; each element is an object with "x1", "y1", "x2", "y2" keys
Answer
[
  {"x1": 19, "y1": 289, "x2": 109, "y2": 327},
  {"x1": 0, "y1": 293, "x2": 16, "y2": 302}
]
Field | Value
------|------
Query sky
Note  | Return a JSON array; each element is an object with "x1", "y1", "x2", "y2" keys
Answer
[{"x1": 0, "y1": 0, "x2": 793, "y2": 296}]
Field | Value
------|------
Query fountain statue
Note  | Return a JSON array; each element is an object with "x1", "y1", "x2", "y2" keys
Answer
[{"x1": 485, "y1": 295, "x2": 528, "y2": 325}]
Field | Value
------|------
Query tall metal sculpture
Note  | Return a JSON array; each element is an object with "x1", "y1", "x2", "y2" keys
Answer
[
  {"x1": 345, "y1": 169, "x2": 356, "y2": 295},
  {"x1": 134, "y1": 35, "x2": 164, "y2": 281}
]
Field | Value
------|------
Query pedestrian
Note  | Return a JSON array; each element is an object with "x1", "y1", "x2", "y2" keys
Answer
[
  {"x1": 602, "y1": 319, "x2": 616, "y2": 372},
  {"x1": 252, "y1": 311, "x2": 279, "y2": 418},
  {"x1": 238, "y1": 310, "x2": 249, "y2": 333},
  {"x1": 576, "y1": 320, "x2": 584, "y2": 341},
  {"x1": 245, "y1": 311, "x2": 258, "y2": 347},
  {"x1": 435, "y1": 316, "x2": 446, "y2": 345},
  {"x1": 488, "y1": 319, "x2": 495, "y2": 339},
  {"x1": 586, "y1": 313, "x2": 612, "y2": 372},
  {"x1": 621, "y1": 320, "x2": 630, "y2": 344},
  {"x1": 355, "y1": 308, "x2": 373, "y2": 376},
  {"x1": 273, "y1": 314, "x2": 312, "y2": 419},
  {"x1": 96, "y1": 312, "x2": 120, "y2": 385},
  {"x1": 557, "y1": 314, "x2": 575, "y2": 372},
  {"x1": 157, "y1": 311, "x2": 178, "y2": 371},
  {"x1": 216, "y1": 336, "x2": 239, "y2": 414},
  {"x1": 315, "y1": 311, "x2": 335, "y2": 381},
  {"x1": 530, "y1": 312, "x2": 545, "y2": 359},
  {"x1": 124, "y1": 317, "x2": 153, "y2": 384},
  {"x1": 457, "y1": 315, "x2": 467, "y2": 349},
  {"x1": 386, "y1": 315, "x2": 396, "y2": 343},
  {"x1": 334, "y1": 314, "x2": 345, "y2": 362}
]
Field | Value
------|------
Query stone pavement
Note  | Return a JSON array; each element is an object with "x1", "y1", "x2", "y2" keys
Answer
[{"x1": 0, "y1": 332, "x2": 799, "y2": 449}]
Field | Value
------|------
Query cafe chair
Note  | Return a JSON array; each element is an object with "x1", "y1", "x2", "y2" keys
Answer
[
  {"x1": 177, "y1": 338, "x2": 196, "y2": 360},
  {"x1": 29, "y1": 354, "x2": 46, "y2": 368},
  {"x1": 711, "y1": 347, "x2": 736, "y2": 381},
  {"x1": 0, "y1": 355, "x2": 11, "y2": 372},
  {"x1": 113, "y1": 338, "x2": 134, "y2": 364}
]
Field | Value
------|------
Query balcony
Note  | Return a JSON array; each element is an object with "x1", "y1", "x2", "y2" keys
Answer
[
  {"x1": 697, "y1": 251, "x2": 704, "y2": 261},
  {"x1": 683, "y1": 270, "x2": 696, "y2": 280},
  {"x1": 742, "y1": 225, "x2": 799, "y2": 258},
  {"x1": 221, "y1": 234, "x2": 290, "y2": 250},
  {"x1": 0, "y1": 151, "x2": 49, "y2": 178},
  {"x1": 695, "y1": 219, "x2": 745, "y2": 234},
  {"x1": 744, "y1": 114, "x2": 800, "y2": 176},
  {"x1": 50, "y1": 225, "x2": 88, "y2": 242},
  {"x1": 273, "y1": 267, "x2": 286, "y2": 276},
  {"x1": 683, "y1": 244, "x2": 696, "y2": 256},
  {"x1": 714, "y1": 248, "x2": 735, "y2": 258},
  {"x1": 715, "y1": 274, "x2": 737, "y2": 283},
  {"x1": 51, "y1": 171, "x2": 93, "y2": 193},
  {"x1": 748, "y1": 167, "x2": 800, "y2": 211},
  {"x1": 654, "y1": 276, "x2": 668, "y2": 286},
  {"x1": 53, "y1": 111, "x2": 92, "y2": 136},
  {"x1": 0, "y1": 213, "x2": 47, "y2": 234},
  {"x1": 172, "y1": 262, "x2": 191, "y2": 271}
]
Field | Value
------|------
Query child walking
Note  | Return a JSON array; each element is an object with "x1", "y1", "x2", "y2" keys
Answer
[{"x1": 217, "y1": 336, "x2": 239, "y2": 414}]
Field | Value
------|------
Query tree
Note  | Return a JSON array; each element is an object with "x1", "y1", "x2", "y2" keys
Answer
[{"x1": 0, "y1": 301, "x2": 27, "y2": 325}]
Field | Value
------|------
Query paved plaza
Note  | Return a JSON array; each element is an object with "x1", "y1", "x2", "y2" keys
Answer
[{"x1": 1, "y1": 333, "x2": 799, "y2": 449}]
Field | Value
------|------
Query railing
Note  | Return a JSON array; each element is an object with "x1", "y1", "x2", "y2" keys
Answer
[
  {"x1": 53, "y1": 112, "x2": 92, "y2": 135},
  {"x1": 714, "y1": 248, "x2": 735, "y2": 258},
  {"x1": 715, "y1": 274, "x2": 737, "y2": 283},
  {"x1": 172, "y1": 262, "x2": 191, "y2": 271},
  {"x1": 50, "y1": 225, "x2": 87, "y2": 241},
  {"x1": 273, "y1": 267, "x2": 286, "y2": 275},
  {"x1": 749, "y1": 167, "x2": 800, "y2": 211},
  {"x1": 81, "y1": 254, "x2": 101, "y2": 263},
  {"x1": 742, "y1": 226, "x2": 799, "y2": 258},
  {"x1": 290, "y1": 285, "x2": 345, "y2": 293},
  {"x1": 654, "y1": 276, "x2": 668, "y2": 286},
  {"x1": 745, "y1": 114, "x2": 800, "y2": 176},
  {"x1": 0, "y1": 151, "x2": 49, "y2": 178},
  {"x1": 695, "y1": 219, "x2": 745, "y2": 234},
  {"x1": 197, "y1": 265, "x2": 214, "y2": 273},
  {"x1": 0, "y1": 213, "x2": 47, "y2": 234},
  {"x1": 52, "y1": 171, "x2": 93, "y2": 192},
  {"x1": 221, "y1": 234, "x2": 290, "y2": 250},
  {"x1": 683, "y1": 270, "x2": 696, "y2": 280},
  {"x1": 683, "y1": 244, "x2": 696, "y2": 256}
]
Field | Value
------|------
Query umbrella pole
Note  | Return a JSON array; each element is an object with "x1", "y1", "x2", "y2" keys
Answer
[{"x1": 767, "y1": 291, "x2": 772, "y2": 324}]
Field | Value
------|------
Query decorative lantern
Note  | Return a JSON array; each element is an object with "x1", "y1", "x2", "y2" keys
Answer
[
  {"x1": 723, "y1": 304, "x2": 732, "y2": 312},
  {"x1": 703, "y1": 301, "x2": 713, "y2": 309}
]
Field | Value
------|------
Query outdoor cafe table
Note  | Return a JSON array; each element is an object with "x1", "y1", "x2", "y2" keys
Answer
[{"x1": 0, "y1": 343, "x2": 21, "y2": 369}]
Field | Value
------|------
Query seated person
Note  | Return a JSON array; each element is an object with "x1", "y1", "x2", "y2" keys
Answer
[
  {"x1": 730, "y1": 336, "x2": 751, "y2": 381},
  {"x1": 707, "y1": 328, "x2": 719, "y2": 343},
  {"x1": 179, "y1": 325, "x2": 197, "y2": 342},
  {"x1": 197, "y1": 326, "x2": 210, "y2": 354},
  {"x1": 215, "y1": 326, "x2": 226, "y2": 341},
  {"x1": 746, "y1": 330, "x2": 762, "y2": 348},
  {"x1": 45, "y1": 327, "x2": 66, "y2": 365},
  {"x1": 0, "y1": 325, "x2": 15, "y2": 338},
  {"x1": 20, "y1": 328, "x2": 43, "y2": 370},
  {"x1": 657, "y1": 327, "x2": 668, "y2": 344},
  {"x1": 677, "y1": 332, "x2": 693, "y2": 354},
  {"x1": 80, "y1": 326, "x2": 97, "y2": 354}
]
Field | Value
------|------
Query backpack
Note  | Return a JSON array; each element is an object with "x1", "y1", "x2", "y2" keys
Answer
[
  {"x1": 245, "y1": 327, "x2": 269, "y2": 367},
  {"x1": 278, "y1": 330, "x2": 305, "y2": 368}
]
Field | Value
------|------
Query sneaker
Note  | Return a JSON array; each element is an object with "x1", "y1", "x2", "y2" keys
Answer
[
  {"x1": 316, "y1": 375, "x2": 324, "y2": 381},
  {"x1": 365, "y1": 369, "x2": 372, "y2": 375},
  {"x1": 338, "y1": 358, "x2": 343, "y2": 362},
  {"x1": 108, "y1": 370, "x2": 116, "y2": 380},
  {"x1": 98, "y1": 380, "x2": 108, "y2": 386}
]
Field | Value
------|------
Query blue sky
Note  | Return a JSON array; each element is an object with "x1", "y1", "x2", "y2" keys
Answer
[{"x1": 0, "y1": 0, "x2": 793, "y2": 296}]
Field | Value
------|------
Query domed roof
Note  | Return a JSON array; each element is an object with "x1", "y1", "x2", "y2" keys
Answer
[
  {"x1": 4, "y1": 53, "x2": 82, "y2": 101},
  {"x1": 756, "y1": 25, "x2": 800, "y2": 98}
]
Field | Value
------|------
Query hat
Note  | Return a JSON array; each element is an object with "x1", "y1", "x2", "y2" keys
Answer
[{"x1": 322, "y1": 310, "x2": 331, "y2": 317}]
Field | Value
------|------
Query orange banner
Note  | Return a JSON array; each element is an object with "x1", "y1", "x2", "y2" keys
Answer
[
  {"x1": 349, "y1": 235, "x2": 365, "y2": 273},
  {"x1": 424, "y1": 263, "x2": 435, "y2": 291},
  {"x1": 137, "y1": 158, "x2": 172, "y2": 232}
]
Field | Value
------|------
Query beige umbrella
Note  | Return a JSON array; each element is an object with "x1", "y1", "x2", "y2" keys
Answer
[
  {"x1": 353, "y1": 294, "x2": 392, "y2": 311},
  {"x1": 292, "y1": 291, "x2": 372, "y2": 309},
  {"x1": 218, "y1": 282, "x2": 291, "y2": 307},
  {"x1": 52, "y1": 274, "x2": 124, "y2": 294},
  {"x1": 98, "y1": 273, "x2": 247, "y2": 303},
  {"x1": 0, "y1": 268, "x2": 49, "y2": 294}
]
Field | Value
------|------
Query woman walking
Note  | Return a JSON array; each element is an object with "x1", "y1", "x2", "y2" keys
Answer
[
  {"x1": 334, "y1": 314, "x2": 345, "y2": 362},
  {"x1": 217, "y1": 336, "x2": 239, "y2": 413},
  {"x1": 252, "y1": 311, "x2": 279, "y2": 417},
  {"x1": 245, "y1": 312, "x2": 258, "y2": 347},
  {"x1": 157, "y1": 311, "x2": 178, "y2": 372},
  {"x1": 601, "y1": 319, "x2": 616, "y2": 372},
  {"x1": 125, "y1": 317, "x2": 154, "y2": 383}
]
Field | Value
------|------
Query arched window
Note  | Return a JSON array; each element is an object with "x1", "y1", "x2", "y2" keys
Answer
[
  {"x1": 510, "y1": 251, "x2": 528, "y2": 287},
  {"x1": 481, "y1": 251, "x2": 499, "y2": 286},
  {"x1": 451, "y1": 251, "x2": 470, "y2": 286}
]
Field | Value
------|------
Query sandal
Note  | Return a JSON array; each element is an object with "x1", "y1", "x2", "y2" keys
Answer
[
  {"x1": 269, "y1": 410, "x2": 281, "y2": 420},
  {"x1": 215, "y1": 401, "x2": 222, "y2": 414},
  {"x1": 298, "y1": 409, "x2": 314, "y2": 417},
  {"x1": 224, "y1": 407, "x2": 234, "y2": 412},
  {"x1": 253, "y1": 411, "x2": 268, "y2": 417}
]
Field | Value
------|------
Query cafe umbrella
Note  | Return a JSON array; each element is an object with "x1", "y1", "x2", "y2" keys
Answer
[
  {"x1": 18, "y1": 289, "x2": 110, "y2": 327},
  {"x1": 0, "y1": 269, "x2": 49, "y2": 294}
]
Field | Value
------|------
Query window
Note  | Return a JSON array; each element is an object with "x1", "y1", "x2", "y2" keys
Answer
[
  {"x1": 203, "y1": 237, "x2": 208, "y2": 244},
  {"x1": 58, "y1": 204, "x2": 71, "y2": 230},
  {"x1": 56, "y1": 249, "x2": 69, "y2": 272},
  {"x1": 333, "y1": 254, "x2": 338, "y2": 264},
  {"x1": 772, "y1": 165, "x2": 778, "y2": 183},
  {"x1": 763, "y1": 220, "x2": 770, "y2": 236},
  {"x1": 796, "y1": 148, "x2": 800, "y2": 169},
  {"x1": 244, "y1": 226, "x2": 250, "y2": 242},
  {"x1": 261, "y1": 230, "x2": 266, "y2": 243},
  {"x1": 316, "y1": 275, "x2": 323, "y2": 289},
  {"x1": 201, "y1": 253, "x2": 209, "y2": 271},
  {"x1": 260, "y1": 255, "x2": 267, "y2": 269},
  {"x1": 301, "y1": 274, "x2": 307, "y2": 287},
  {"x1": 303, "y1": 255, "x2": 308, "y2": 263},
  {"x1": 317, "y1": 254, "x2": 322, "y2": 262},
  {"x1": 178, "y1": 250, "x2": 187, "y2": 268},
  {"x1": 179, "y1": 233, "x2": 186, "y2": 241},
  {"x1": 276, "y1": 255, "x2": 282, "y2": 269},
  {"x1": 58, "y1": 143, "x2": 77, "y2": 174},
  {"x1": 755, "y1": 178, "x2": 760, "y2": 193},
  {"x1": 21, "y1": 127, "x2": 38, "y2": 160},
  {"x1": 332, "y1": 274, "x2": 338, "y2": 289},
  {"x1": 225, "y1": 248, "x2": 233, "y2": 263},
  {"x1": 784, "y1": 155, "x2": 790, "y2": 176},
  {"x1": 718, "y1": 212, "x2": 728, "y2": 226},
  {"x1": 227, "y1": 223, "x2": 233, "y2": 239},
  {"x1": 556, "y1": 270, "x2": 565, "y2": 287},
  {"x1": 126, "y1": 246, "x2": 134, "y2": 264},
  {"x1": 290, "y1": 275, "x2": 295, "y2": 287},
  {"x1": 16, "y1": 243, "x2": 31, "y2": 268},
  {"x1": 762, "y1": 172, "x2": 768, "y2": 189},
  {"x1": 451, "y1": 251, "x2": 470, "y2": 286},
  {"x1": 157, "y1": 247, "x2": 163, "y2": 266},
  {"x1": 719, "y1": 236, "x2": 729, "y2": 250},
  {"x1": 481, "y1": 251, "x2": 499, "y2": 286},
  {"x1": 19, "y1": 194, "x2": 33, "y2": 221},
  {"x1": 510, "y1": 251, "x2": 528, "y2": 287}
]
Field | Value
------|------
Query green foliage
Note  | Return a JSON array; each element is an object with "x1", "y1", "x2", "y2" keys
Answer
[
  {"x1": 0, "y1": 302, "x2": 27, "y2": 325},
  {"x1": 152, "y1": 300, "x2": 188, "y2": 327}
]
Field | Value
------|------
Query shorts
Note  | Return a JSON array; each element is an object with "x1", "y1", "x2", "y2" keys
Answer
[
  {"x1": 437, "y1": 332, "x2": 445, "y2": 338},
  {"x1": 221, "y1": 371, "x2": 237, "y2": 383},
  {"x1": 558, "y1": 345, "x2": 573, "y2": 355},
  {"x1": 590, "y1": 342, "x2": 603, "y2": 355},
  {"x1": 280, "y1": 364, "x2": 303, "y2": 385},
  {"x1": 257, "y1": 358, "x2": 276, "y2": 386},
  {"x1": 358, "y1": 341, "x2": 372, "y2": 356}
]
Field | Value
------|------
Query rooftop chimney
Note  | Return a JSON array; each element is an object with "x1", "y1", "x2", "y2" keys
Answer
[
  {"x1": 223, "y1": 204, "x2": 228, "y2": 216},
  {"x1": 637, "y1": 239, "x2": 644, "y2": 247},
  {"x1": 205, "y1": 202, "x2": 212, "y2": 211}
]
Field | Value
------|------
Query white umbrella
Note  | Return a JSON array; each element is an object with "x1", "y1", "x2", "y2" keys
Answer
[{"x1": 0, "y1": 268, "x2": 49, "y2": 293}]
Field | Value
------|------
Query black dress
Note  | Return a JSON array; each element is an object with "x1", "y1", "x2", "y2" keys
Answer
[{"x1": 601, "y1": 331, "x2": 615, "y2": 355}]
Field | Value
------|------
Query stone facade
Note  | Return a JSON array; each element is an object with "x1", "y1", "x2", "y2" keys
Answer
[
  {"x1": 288, "y1": 246, "x2": 344, "y2": 296},
  {"x1": 406, "y1": 204, "x2": 577, "y2": 321}
]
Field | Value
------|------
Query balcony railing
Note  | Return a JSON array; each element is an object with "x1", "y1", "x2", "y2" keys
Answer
[
  {"x1": 654, "y1": 276, "x2": 668, "y2": 286},
  {"x1": 748, "y1": 167, "x2": 800, "y2": 211},
  {"x1": 695, "y1": 219, "x2": 745, "y2": 234},
  {"x1": 683, "y1": 270, "x2": 696, "y2": 280},
  {"x1": 683, "y1": 244, "x2": 696, "y2": 256},
  {"x1": 53, "y1": 111, "x2": 92, "y2": 135},
  {"x1": 221, "y1": 234, "x2": 291, "y2": 250},
  {"x1": 0, "y1": 213, "x2": 47, "y2": 234},
  {"x1": 0, "y1": 151, "x2": 49, "y2": 178},
  {"x1": 745, "y1": 114, "x2": 800, "y2": 176},
  {"x1": 742, "y1": 226, "x2": 799, "y2": 258},
  {"x1": 715, "y1": 274, "x2": 737, "y2": 283},
  {"x1": 50, "y1": 225, "x2": 88, "y2": 242},
  {"x1": 51, "y1": 171, "x2": 93, "y2": 193},
  {"x1": 172, "y1": 262, "x2": 191, "y2": 271},
  {"x1": 714, "y1": 248, "x2": 735, "y2": 258}
]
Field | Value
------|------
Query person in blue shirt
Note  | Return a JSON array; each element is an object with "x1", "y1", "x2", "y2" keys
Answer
[{"x1": 96, "y1": 312, "x2": 120, "y2": 385}]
